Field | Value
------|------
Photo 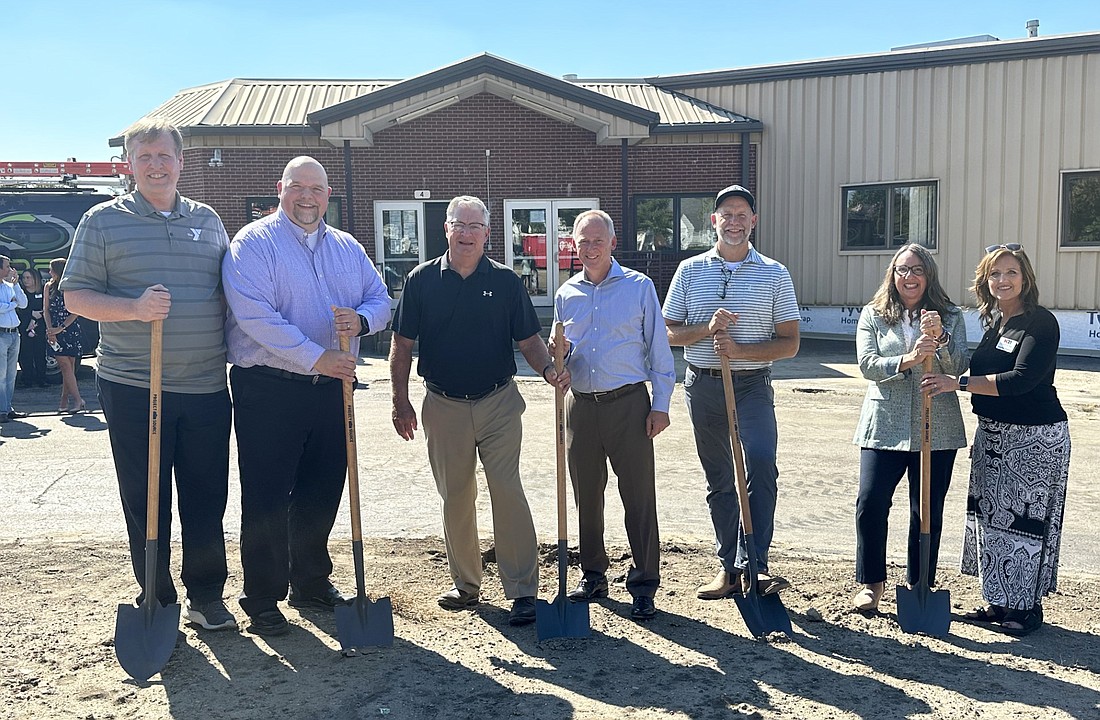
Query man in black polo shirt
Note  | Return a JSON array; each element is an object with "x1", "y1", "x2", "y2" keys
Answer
[{"x1": 390, "y1": 195, "x2": 566, "y2": 627}]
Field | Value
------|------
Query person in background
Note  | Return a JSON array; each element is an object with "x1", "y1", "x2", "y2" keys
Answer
[
  {"x1": 0, "y1": 255, "x2": 27, "y2": 422},
  {"x1": 923, "y1": 244, "x2": 1069, "y2": 637},
  {"x1": 17, "y1": 268, "x2": 49, "y2": 389},
  {"x1": 44, "y1": 258, "x2": 85, "y2": 414},
  {"x1": 851, "y1": 244, "x2": 968, "y2": 612}
]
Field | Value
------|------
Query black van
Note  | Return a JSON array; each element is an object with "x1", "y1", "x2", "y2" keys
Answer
[{"x1": 1, "y1": 186, "x2": 112, "y2": 358}]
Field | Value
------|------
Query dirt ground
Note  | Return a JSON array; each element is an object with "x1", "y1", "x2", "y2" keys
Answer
[{"x1": 2, "y1": 343, "x2": 1099, "y2": 719}]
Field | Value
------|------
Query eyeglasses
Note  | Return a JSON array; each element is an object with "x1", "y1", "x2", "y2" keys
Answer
[
  {"x1": 718, "y1": 265, "x2": 734, "y2": 299},
  {"x1": 893, "y1": 265, "x2": 926, "y2": 277},
  {"x1": 448, "y1": 221, "x2": 487, "y2": 234},
  {"x1": 985, "y1": 243, "x2": 1022, "y2": 253}
]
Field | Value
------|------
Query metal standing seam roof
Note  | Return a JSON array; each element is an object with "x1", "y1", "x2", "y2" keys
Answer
[
  {"x1": 116, "y1": 77, "x2": 754, "y2": 139},
  {"x1": 578, "y1": 82, "x2": 755, "y2": 126}
]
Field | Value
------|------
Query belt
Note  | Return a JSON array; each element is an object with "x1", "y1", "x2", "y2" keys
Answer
[
  {"x1": 247, "y1": 365, "x2": 338, "y2": 385},
  {"x1": 0, "y1": 327, "x2": 17, "y2": 333},
  {"x1": 425, "y1": 378, "x2": 511, "y2": 401},
  {"x1": 687, "y1": 363, "x2": 768, "y2": 378},
  {"x1": 572, "y1": 382, "x2": 645, "y2": 403}
]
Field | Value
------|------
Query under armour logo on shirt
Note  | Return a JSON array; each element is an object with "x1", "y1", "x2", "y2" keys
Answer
[
  {"x1": 483, "y1": 291, "x2": 493, "y2": 297},
  {"x1": 189, "y1": 228, "x2": 203, "y2": 241}
]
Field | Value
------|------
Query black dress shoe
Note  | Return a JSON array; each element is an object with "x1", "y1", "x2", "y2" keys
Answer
[
  {"x1": 248, "y1": 609, "x2": 290, "y2": 636},
  {"x1": 631, "y1": 595, "x2": 656, "y2": 621},
  {"x1": 288, "y1": 585, "x2": 348, "y2": 611},
  {"x1": 566, "y1": 575, "x2": 609, "y2": 602},
  {"x1": 508, "y1": 596, "x2": 536, "y2": 626}
]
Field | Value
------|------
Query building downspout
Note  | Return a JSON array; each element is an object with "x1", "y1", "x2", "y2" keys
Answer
[
  {"x1": 621, "y1": 138, "x2": 630, "y2": 250},
  {"x1": 342, "y1": 140, "x2": 356, "y2": 237},
  {"x1": 740, "y1": 132, "x2": 751, "y2": 189}
]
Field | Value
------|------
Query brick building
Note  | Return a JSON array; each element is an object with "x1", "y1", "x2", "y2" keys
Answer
[{"x1": 112, "y1": 54, "x2": 758, "y2": 310}]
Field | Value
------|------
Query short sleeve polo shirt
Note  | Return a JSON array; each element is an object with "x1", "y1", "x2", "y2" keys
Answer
[{"x1": 392, "y1": 253, "x2": 541, "y2": 395}]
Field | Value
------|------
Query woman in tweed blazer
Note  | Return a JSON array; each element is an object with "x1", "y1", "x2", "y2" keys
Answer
[{"x1": 851, "y1": 244, "x2": 968, "y2": 612}]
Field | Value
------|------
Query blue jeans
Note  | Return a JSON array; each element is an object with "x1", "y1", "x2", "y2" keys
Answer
[
  {"x1": 0, "y1": 331, "x2": 19, "y2": 413},
  {"x1": 683, "y1": 366, "x2": 778, "y2": 574}
]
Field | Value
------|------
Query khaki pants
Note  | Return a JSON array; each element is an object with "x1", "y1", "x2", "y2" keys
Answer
[{"x1": 423, "y1": 381, "x2": 539, "y2": 598}]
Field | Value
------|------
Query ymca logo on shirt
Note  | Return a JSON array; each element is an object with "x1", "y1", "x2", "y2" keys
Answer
[{"x1": 189, "y1": 228, "x2": 203, "y2": 241}]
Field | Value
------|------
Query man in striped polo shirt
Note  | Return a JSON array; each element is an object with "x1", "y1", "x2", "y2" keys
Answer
[
  {"x1": 63, "y1": 118, "x2": 237, "y2": 632},
  {"x1": 663, "y1": 185, "x2": 801, "y2": 600}
]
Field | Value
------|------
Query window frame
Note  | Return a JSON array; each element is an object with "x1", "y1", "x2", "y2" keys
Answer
[
  {"x1": 839, "y1": 180, "x2": 938, "y2": 253},
  {"x1": 632, "y1": 193, "x2": 713, "y2": 252},
  {"x1": 1060, "y1": 169, "x2": 1100, "y2": 250}
]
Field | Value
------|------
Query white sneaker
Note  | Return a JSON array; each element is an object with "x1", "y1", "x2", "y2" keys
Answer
[{"x1": 183, "y1": 598, "x2": 238, "y2": 631}]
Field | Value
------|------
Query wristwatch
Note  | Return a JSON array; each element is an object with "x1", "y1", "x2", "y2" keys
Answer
[{"x1": 958, "y1": 375, "x2": 969, "y2": 392}]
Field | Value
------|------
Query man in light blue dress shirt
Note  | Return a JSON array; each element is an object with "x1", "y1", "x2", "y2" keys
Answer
[
  {"x1": 223, "y1": 156, "x2": 391, "y2": 636},
  {"x1": 0, "y1": 256, "x2": 28, "y2": 421},
  {"x1": 553, "y1": 210, "x2": 675, "y2": 621}
]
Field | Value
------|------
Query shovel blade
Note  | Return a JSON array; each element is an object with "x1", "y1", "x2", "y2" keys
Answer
[
  {"x1": 114, "y1": 600, "x2": 180, "y2": 681},
  {"x1": 335, "y1": 596, "x2": 395, "y2": 652},
  {"x1": 733, "y1": 591, "x2": 792, "y2": 638},
  {"x1": 535, "y1": 596, "x2": 590, "y2": 641},
  {"x1": 896, "y1": 584, "x2": 951, "y2": 637}
]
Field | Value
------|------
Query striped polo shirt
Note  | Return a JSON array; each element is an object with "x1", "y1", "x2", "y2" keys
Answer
[
  {"x1": 662, "y1": 244, "x2": 800, "y2": 371},
  {"x1": 60, "y1": 191, "x2": 229, "y2": 393}
]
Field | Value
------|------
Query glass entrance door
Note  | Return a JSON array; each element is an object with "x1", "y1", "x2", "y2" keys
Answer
[
  {"x1": 374, "y1": 202, "x2": 424, "y2": 300},
  {"x1": 504, "y1": 199, "x2": 598, "y2": 306}
]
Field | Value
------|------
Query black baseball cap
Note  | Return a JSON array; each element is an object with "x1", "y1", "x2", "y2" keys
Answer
[{"x1": 714, "y1": 184, "x2": 756, "y2": 213}]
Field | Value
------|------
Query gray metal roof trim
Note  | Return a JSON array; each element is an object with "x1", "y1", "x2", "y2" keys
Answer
[
  {"x1": 108, "y1": 125, "x2": 317, "y2": 147},
  {"x1": 647, "y1": 32, "x2": 1100, "y2": 88},
  {"x1": 650, "y1": 120, "x2": 764, "y2": 133},
  {"x1": 306, "y1": 53, "x2": 659, "y2": 127}
]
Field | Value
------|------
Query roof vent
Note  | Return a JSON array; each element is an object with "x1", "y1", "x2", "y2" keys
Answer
[
  {"x1": 562, "y1": 74, "x2": 579, "y2": 82},
  {"x1": 1026, "y1": 19, "x2": 1039, "y2": 37}
]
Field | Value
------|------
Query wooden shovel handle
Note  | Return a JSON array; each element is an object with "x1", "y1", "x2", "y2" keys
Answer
[
  {"x1": 720, "y1": 355, "x2": 754, "y2": 536},
  {"x1": 920, "y1": 356, "x2": 933, "y2": 534},
  {"x1": 145, "y1": 320, "x2": 163, "y2": 541},
  {"x1": 553, "y1": 322, "x2": 567, "y2": 540},
  {"x1": 340, "y1": 334, "x2": 363, "y2": 543}
]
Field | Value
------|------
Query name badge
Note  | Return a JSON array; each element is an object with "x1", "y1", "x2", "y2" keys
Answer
[{"x1": 996, "y1": 336, "x2": 1019, "y2": 353}]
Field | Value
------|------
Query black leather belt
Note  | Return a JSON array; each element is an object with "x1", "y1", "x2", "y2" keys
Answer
[
  {"x1": 0, "y1": 327, "x2": 17, "y2": 333},
  {"x1": 247, "y1": 365, "x2": 338, "y2": 385},
  {"x1": 572, "y1": 382, "x2": 645, "y2": 403},
  {"x1": 687, "y1": 363, "x2": 767, "y2": 378},
  {"x1": 426, "y1": 378, "x2": 511, "y2": 401}
]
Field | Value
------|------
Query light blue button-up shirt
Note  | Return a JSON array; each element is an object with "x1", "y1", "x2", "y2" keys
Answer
[
  {"x1": 223, "y1": 209, "x2": 391, "y2": 374},
  {"x1": 0, "y1": 278, "x2": 27, "y2": 329},
  {"x1": 554, "y1": 258, "x2": 675, "y2": 413}
]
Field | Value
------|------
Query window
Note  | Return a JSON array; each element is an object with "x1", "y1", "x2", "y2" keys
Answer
[
  {"x1": 633, "y1": 194, "x2": 712, "y2": 252},
  {"x1": 1062, "y1": 171, "x2": 1100, "y2": 247},
  {"x1": 842, "y1": 182, "x2": 936, "y2": 251},
  {"x1": 245, "y1": 196, "x2": 343, "y2": 229}
]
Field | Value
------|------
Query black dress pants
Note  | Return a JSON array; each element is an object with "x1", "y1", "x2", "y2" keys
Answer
[
  {"x1": 98, "y1": 377, "x2": 231, "y2": 605},
  {"x1": 231, "y1": 366, "x2": 347, "y2": 617}
]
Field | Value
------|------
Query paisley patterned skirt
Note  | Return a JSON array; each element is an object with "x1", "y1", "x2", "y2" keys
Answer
[{"x1": 960, "y1": 417, "x2": 1070, "y2": 609}]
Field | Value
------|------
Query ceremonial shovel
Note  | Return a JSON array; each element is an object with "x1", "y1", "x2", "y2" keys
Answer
[
  {"x1": 896, "y1": 356, "x2": 951, "y2": 636},
  {"x1": 115, "y1": 320, "x2": 180, "y2": 681},
  {"x1": 535, "y1": 322, "x2": 590, "y2": 640},
  {"x1": 720, "y1": 356, "x2": 792, "y2": 638},
  {"x1": 334, "y1": 333, "x2": 394, "y2": 654}
]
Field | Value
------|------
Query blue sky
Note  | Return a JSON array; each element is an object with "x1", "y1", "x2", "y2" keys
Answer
[{"x1": 4, "y1": 0, "x2": 1099, "y2": 164}]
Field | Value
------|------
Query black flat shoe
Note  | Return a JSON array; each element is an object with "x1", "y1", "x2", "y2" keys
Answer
[
  {"x1": 288, "y1": 585, "x2": 348, "y2": 611},
  {"x1": 567, "y1": 575, "x2": 609, "y2": 602},
  {"x1": 631, "y1": 595, "x2": 656, "y2": 621},
  {"x1": 248, "y1": 609, "x2": 290, "y2": 636},
  {"x1": 508, "y1": 597, "x2": 536, "y2": 626}
]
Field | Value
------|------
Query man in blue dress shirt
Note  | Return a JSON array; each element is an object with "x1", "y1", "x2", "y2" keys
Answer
[
  {"x1": 223, "y1": 156, "x2": 391, "y2": 636},
  {"x1": 553, "y1": 209, "x2": 675, "y2": 621}
]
